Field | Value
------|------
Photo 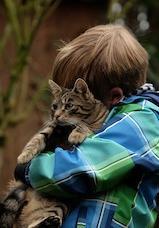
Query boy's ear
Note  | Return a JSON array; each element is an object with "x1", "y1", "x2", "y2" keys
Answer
[
  {"x1": 73, "y1": 78, "x2": 89, "y2": 94},
  {"x1": 109, "y1": 87, "x2": 123, "y2": 106},
  {"x1": 48, "y1": 80, "x2": 62, "y2": 96}
]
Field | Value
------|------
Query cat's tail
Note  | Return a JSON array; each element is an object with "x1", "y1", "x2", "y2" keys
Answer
[{"x1": 0, "y1": 180, "x2": 27, "y2": 228}]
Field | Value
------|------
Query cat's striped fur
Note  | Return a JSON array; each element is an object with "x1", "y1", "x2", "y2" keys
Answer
[
  {"x1": 0, "y1": 180, "x2": 68, "y2": 228},
  {"x1": 0, "y1": 79, "x2": 108, "y2": 228}
]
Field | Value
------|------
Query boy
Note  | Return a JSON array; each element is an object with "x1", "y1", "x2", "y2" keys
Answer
[{"x1": 15, "y1": 24, "x2": 159, "y2": 227}]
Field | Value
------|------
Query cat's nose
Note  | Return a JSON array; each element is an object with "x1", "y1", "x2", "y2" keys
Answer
[
  {"x1": 55, "y1": 114, "x2": 60, "y2": 119},
  {"x1": 54, "y1": 111, "x2": 61, "y2": 119}
]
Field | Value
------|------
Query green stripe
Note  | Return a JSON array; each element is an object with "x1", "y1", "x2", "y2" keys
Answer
[
  {"x1": 115, "y1": 103, "x2": 142, "y2": 115},
  {"x1": 130, "y1": 192, "x2": 157, "y2": 228},
  {"x1": 110, "y1": 185, "x2": 137, "y2": 225},
  {"x1": 77, "y1": 223, "x2": 86, "y2": 228}
]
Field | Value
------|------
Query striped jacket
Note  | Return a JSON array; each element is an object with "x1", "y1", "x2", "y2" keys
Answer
[{"x1": 18, "y1": 88, "x2": 159, "y2": 228}]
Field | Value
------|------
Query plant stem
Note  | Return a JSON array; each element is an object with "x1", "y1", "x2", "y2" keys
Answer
[
  {"x1": 4, "y1": 0, "x2": 22, "y2": 46},
  {"x1": 0, "y1": 0, "x2": 62, "y2": 143}
]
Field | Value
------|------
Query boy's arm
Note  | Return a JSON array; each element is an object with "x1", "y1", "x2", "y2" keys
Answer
[{"x1": 15, "y1": 108, "x2": 159, "y2": 198}]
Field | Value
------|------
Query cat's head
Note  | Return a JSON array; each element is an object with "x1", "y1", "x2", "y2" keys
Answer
[{"x1": 48, "y1": 78, "x2": 97, "y2": 125}]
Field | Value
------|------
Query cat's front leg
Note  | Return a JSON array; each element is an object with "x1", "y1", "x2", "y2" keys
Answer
[
  {"x1": 17, "y1": 133, "x2": 47, "y2": 164},
  {"x1": 17, "y1": 124, "x2": 55, "y2": 164},
  {"x1": 68, "y1": 125, "x2": 92, "y2": 145}
]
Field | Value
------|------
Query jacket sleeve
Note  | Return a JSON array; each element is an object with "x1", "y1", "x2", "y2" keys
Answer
[{"x1": 16, "y1": 108, "x2": 159, "y2": 198}]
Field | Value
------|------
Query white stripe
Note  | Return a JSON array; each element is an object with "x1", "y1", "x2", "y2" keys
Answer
[
  {"x1": 55, "y1": 153, "x2": 135, "y2": 185},
  {"x1": 124, "y1": 114, "x2": 159, "y2": 160},
  {"x1": 76, "y1": 146, "x2": 97, "y2": 185},
  {"x1": 141, "y1": 100, "x2": 146, "y2": 109},
  {"x1": 124, "y1": 113, "x2": 149, "y2": 146},
  {"x1": 54, "y1": 169, "x2": 94, "y2": 185},
  {"x1": 112, "y1": 219, "x2": 127, "y2": 227},
  {"x1": 97, "y1": 153, "x2": 136, "y2": 174},
  {"x1": 77, "y1": 222, "x2": 86, "y2": 226},
  {"x1": 105, "y1": 201, "x2": 117, "y2": 207},
  {"x1": 97, "y1": 194, "x2": 107, "y2": 228},
  {"x1": 149, "y1": 149, "x2": 159, "y2": 160},
  {"x1": 93, "y1": 112, "x2": 134, "y2": 138},
  {"x1": 141, "y1": 141, "x2": 159, "y2": 159},
  {"x1": 84, "y1": 198, "x2": 117, "y2": 206},
  {"x1": 124, "y1": 113, "x2": 159, "y2": 161},
  {"x1": 54, "y1": 146, "x2": 97, "y2": 186}
]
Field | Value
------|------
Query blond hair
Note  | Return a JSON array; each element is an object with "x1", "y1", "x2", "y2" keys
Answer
[{"x1": 52, "y1": 24, "x2": 148, "y2": 101}]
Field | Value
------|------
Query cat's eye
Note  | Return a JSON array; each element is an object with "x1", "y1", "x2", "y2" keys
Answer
[
  {"x1": 65, "y1": 103, "x2": 73, "y2": 110},
  {"x1": 52, "y1": 104, "x2": 58, "y2": 110}
]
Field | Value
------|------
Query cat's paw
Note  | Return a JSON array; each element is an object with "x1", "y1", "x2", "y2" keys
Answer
[
  {"x1": 17, "y1": 136, "x2": 45, "y2": 164},
  {"x1": 68, "y1": 132, "x2": 86, "y2": 144}
]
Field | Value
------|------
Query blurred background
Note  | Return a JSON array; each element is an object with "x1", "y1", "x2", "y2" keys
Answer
[{"x1": 0, "y1": 0, "x2": 159, "y2": 193}]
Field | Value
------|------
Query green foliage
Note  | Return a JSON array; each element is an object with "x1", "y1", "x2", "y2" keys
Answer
[
  {"x1": 0, "y1": 0, "x2": 61, "y2": 144},
  {"x1": 107, "y1": 0, "x2": 159, "y2": 89}
]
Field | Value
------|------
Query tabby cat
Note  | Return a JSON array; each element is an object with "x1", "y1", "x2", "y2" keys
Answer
[{"x1": 0, "y1": 78, "x2": 108, "y2": 228}]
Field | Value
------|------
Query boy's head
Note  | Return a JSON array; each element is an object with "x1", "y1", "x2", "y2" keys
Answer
[{"x1": 52, "y1": 24, "x2": 148, "y2": 105}]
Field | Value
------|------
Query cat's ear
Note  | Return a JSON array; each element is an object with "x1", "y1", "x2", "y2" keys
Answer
[
  {"x1": 73, "y1": 78, "x2": 90, "y2": 94},
  {"x1": 48, "y1": 80, "x2": 62, "y2": 96}
]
